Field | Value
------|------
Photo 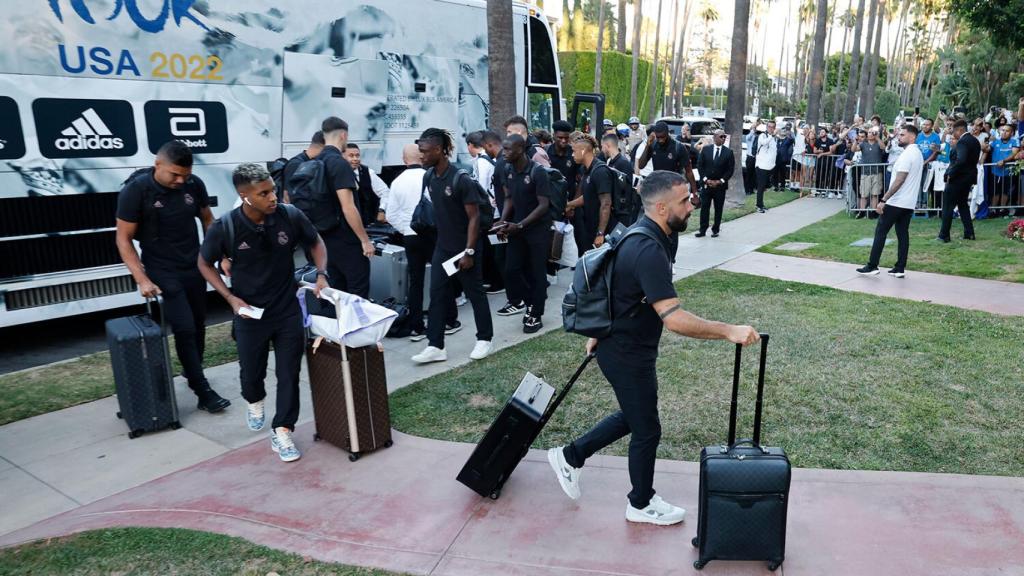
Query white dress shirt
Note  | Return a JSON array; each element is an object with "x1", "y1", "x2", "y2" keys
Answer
[
  {"x1": 754, "y1": 133, "x2": 778, "y2": 171},
  {"x1": 357, "y1": 166, "x2": 391, "y2": 209},
  {"x1": 383, "y1": 167, "x2": 425, "y2": 236}
]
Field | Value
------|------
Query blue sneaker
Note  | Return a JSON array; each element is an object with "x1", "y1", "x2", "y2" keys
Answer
[
  {"x1": 270, "y1": 428, "x2": 301, "y2": 462},
  {"x1": 246, "y1": 400, "x2": 265, "y2": 431}
]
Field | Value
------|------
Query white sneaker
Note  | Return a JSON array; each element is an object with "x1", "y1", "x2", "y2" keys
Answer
[
  {"x1": 546, "y1": 274, "x2": 558, "y2": 286},
  {"x1": 469, "y1": 340, "x2": 492, "y2": 360},
  {"x1": 625, "y1": 495, "x2": 686, "y2": 526},
  {"x1": 411, "y1": 346, "x2": 447, "y2": 363},
  {"x1": 456, "y1": 295, "x2": 468, "y2": 307},
  {"x1": 246, "y1": 400, "x2": 266, "y2": 431},
  {"x1": 547, "y1": 447, "x2": 581, "y2": 500},
  {"x1": 270, "y1": 427, "x2": 301, "y2": 462}
]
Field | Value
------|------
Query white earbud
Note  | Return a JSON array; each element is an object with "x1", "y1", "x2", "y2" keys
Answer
[{"x1": 244, "y1": 197, "x2": 253, "y2": 206}]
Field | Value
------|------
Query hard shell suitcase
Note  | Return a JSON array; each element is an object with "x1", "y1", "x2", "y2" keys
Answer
[
  {"x1": 105, "y1": 298, "x2": 180, "y2": 439},
  {"x1": 369, "y1": 242, "x2": 408, "y2": 304},
  {"x1": 692, "y1": 335, "x2": 790, "y2": 571},
  {"x1": 305, "y1": 336, "x2": 393, "y2": 461},
  {"x1": 457, "y1": 354, "x2": 594, "y2": 499}
]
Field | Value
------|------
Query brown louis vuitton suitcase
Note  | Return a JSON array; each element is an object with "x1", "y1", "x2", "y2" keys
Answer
[{"x1": 306, "y1": 337, "x2": 393, "y2": 461}]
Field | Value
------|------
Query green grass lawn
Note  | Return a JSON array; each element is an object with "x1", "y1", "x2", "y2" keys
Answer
[
  {"x1": 760, "y1": 212, "x2": 1024, "y2": 282},
  {"x1": 390, "y1": 270, "x2": 1024, "y2": 476},
  {"x1": 721, "y1": 189, "x2": 800, "y2": 222},
  {"x1": 0, "y1": 323, "x2": 237, "y2": 426},
  {"x1": 0, "y1": 527, "x2": 404, "y2": 575}
]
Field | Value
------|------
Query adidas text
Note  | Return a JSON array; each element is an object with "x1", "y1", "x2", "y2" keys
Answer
[{"x1": 54, "y1": 135, "x2": 124, "y2": 151}]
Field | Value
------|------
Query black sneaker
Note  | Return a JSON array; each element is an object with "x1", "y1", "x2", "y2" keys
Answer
[
  {"x1": 408, "y1": 329, "x2": 427, "y2": 342},
  {"x1": 497, "y1": 301, "x2": 526, "y2": 316},
  {"x1": 196, "y1": 388, "x2": 230, "y2": 413},
  {"x1": 522, "y1": 305, "x2": 534, "y2": 324},
  {"x1": 694, "y1": 232, "x2": 706, "y2": 238},
  {"x1": 444, "y1": 321, "x2": 463, "y2": 335},
  {"x1": 856, "y1": 265, "x2": 880, "y2": 275},
  {"x1": 523, "y1": 315, "x2": 543, "y2": 334},
  {"x1": 486, "y1": 286, "x2": 506, "y2": 295},
  {"x1": 887, "y1": 268, "x2": 905, "y2": 278},
  {"x1": 757, "y1": 207, "x2": 767, "y2": 214}
]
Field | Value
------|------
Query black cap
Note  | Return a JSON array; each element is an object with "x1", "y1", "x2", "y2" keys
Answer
[{"x1": 653, "y1": 121, "x2": 669, "y2": 135}]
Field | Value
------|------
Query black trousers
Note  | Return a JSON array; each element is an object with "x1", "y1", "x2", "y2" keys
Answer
[
  {"x1": 564, "y1": 351, "x2": 661, "y2": 510},
  {"x1": 699, "y1": 185, "x2": 727, "y2": 234},
  {"x1": 150, "y1": 270, "x2": 207, "y2": 393},
  {"x1": 427, "y1": 244, "x2": 493, "y2": 349},
  {"x1": 572, "y1": 209, "x2": 589, "y2": 257},
  {"x1": 483, "y1": 237, "x2": 506, "y2": 291},
  {"x1": 405, "y1": 234, "x2": 456, "y2": 332},
  {"x1": 939, "y1": 182, "x2": 975, "y2": 240},
  {"x1": 774, "y1": 162, "x2": 789, "y2": 189},
  {"x1": 505, "y1": 230, "x2": 552, "y2": 316},
  {"x1": 234, "y1": 309, "x2": 305, "y2": 431},
  {"x1": 743, "y1": 156, "x2": 756, "y2": 195},
  {"x1": 868, "y1": 205, "x2": 913, "y2": 271},
  {"x1": 756, "y1": 167, "x2": 773, "y2": 209},
  {"x1": 323, "y1": 231, "x2": 369, "y2": 298}
]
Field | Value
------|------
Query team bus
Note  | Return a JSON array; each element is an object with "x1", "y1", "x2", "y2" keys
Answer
[{"x1": 0, "y1": 0, "x2": 566, "y2": 327}]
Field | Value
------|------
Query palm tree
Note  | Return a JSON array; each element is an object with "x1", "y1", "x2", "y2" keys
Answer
[
  {"x1": 807, "y1": 0, "x2": 830, "y2": 126},
  {"x1": 645, "y1": 0, "x2": 664, "y2": 122},
  {"x1": 673, "y1": 0, "x2": 695, "y2": 113},
  {"x1": 487, "y1": 0, "x2": 516, "y2": 131},
  {"x1": 617, "y1": 0, "x2": 628, "y2": 52},
  {"x1": 885, "y1": 0, "x2": 910, "y2": 91},
  {"x1": 697, "y1": 1, "x2": 720, "y2": 107},
  {"x1": 856, "y1": 0, "x2": 879, "y2": 117},
  {"x1": 863, "y1": 0, "x2": 885, "y2": 117},
  {"x1": 594, "y1": 0, "x2": 607, "y2": 91},
  {"x1": 630, "y1": 0, "x2": 644, "y2": 115},
  {"x1": 831, "y1": 0, "x2": 855, "y2": 120},
  {"x1": 665, "y1": 0, "x2": 681, "y2": 115},
  {"x1": 725, "y1": 0, "x2": 750, "y2": 207},
  {"x1": 842, "y1": 0, "x2": 866, "y2": 121},
  {"x1": 820, "y1": 0, "x2": 837, "y2": 115}
]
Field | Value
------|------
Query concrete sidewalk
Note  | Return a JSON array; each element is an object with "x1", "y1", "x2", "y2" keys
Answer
[{"x1": 719, "y1": 252, "x2": 1024, "y2": 317}]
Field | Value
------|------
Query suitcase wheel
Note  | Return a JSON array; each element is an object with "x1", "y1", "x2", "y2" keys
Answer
[
  {"x1": 383, "y1": 440, "x2": 393, "y2": 448},
  {"x1": 128, "y1": 429, "x2": 144, "y2": 440},
  {"x1": 691, "y1": 537, "x2": 699, "y2": 548},
  {"x1": 349, "y1": 453, "x2": 360, "y2": 462},
  {"x1": 488, "y1": 489, "x2": 501, "y2": 500},
  {"x1": 116, "y1": 411, "x2": 122, "y2": 419},
  {"x1": 169, "y1": 421, "x2": 181, "y2": 430},
  {"x1": 768, "y1": 561, "x2": 781, "y2": 571},
  {"x1": 313, "y1": 433, "x2": 322, "y2": 442},
  {"x1": 693, "y1": 561, "x2": 706, "y2": 570}
]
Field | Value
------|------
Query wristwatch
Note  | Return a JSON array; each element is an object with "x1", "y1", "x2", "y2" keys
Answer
[
  {"x1": 464, "y1": 248, "x2": 476, "y2": 256},
  {"x1": 316, "y1": 270, "x2": 330, "y2": 279}
]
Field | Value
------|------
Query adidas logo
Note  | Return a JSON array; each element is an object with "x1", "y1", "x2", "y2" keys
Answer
[
  {"x1": 54, "y1": 108, "x2": 125, "y2": 151},
  {"x1": 237, "y1": 242, "x2": 251, "y2": 250}
]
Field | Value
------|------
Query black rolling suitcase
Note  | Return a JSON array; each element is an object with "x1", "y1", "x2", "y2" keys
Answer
[
  {"x1": 457, "y1": 354, "x2": 594, "y2": 499},
  {"x1": 692, "y1": 335, "x2": 790, "y2": 571},
  {"x1": 105, "y1": 298, "x2": 180, "y2": 439}
]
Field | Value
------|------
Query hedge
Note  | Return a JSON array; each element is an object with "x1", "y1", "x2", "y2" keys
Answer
[{"x1": 558, "y1": 51, "x2": 664, "y2": 124}]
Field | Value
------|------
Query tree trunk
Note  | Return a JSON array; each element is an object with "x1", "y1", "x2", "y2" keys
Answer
[
  {"x1": 487, "y1": 0, "x2": 516, "y2": 132},
  {"x1": 792, "y1": 7, "x2": 805, "y2": 100},
  {"x1": 617, "y1": 0, "x2": 628, "y2": 52},
  {"x1": 572, "y1": 0, "x2": 585, "y2": 51},
  {"x1": 864, "y1": 0, "x2": 884, "y2": 118},
  {"x1": 645, "y1": 0, "x2": 664, "y2": 122},
  {"x1": 595, "y1": 0, "x2": 607, "y2": 92},
  {"x1": 725, "y1": 0, "x2": 750, "y2": 207},
  {"x1": 821, "y1": 0, "x2": 836, "y2": 120},
  {"x1": 856, "y1": 0, "x2": 878, "y2": 117},
  {"x1": 886, "y1": 0, "x2": 909, "y2": 90},
  {"x1": 671, "y1": 0, "x2": 692, "y2": 115},
  {"x1": 807, "y1": 0, "x2": 829, "y2": 126},
  {"x1": 778, "y1": 7, "x2": 790, "y2": 91},
  {"x1": 911, "y1": 19, "x2": 938, "y2": 108},
  {"x1": 842, "y1": 0, "x2": 866, "y2": 121},
  {"x1": 832, "y1": 0, "x2": 852, "y2": 120},
  {"x1": 666, "y1": 0, "x2": 680, "y2": 115},
  {"x1": 675, "y1": 4, "x2": 694, "y2": 112},
  {"x1": 630, "y1": 0, "x2": 644, "y2": 115}
]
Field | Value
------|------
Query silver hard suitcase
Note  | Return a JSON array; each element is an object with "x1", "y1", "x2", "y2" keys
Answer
[{"x1": 369, "y1": 243, "x2": 408, "y2": 303}]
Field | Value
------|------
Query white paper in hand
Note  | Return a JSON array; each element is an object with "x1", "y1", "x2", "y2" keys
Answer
[
  {"x1": 238, "y1": 306, "x2": 264, "y2": 319},
  {"x1": 488, "y1": 234, "x2": 508, "y2": 245},
  {"x1": 442, "y1": 250, "x2": 466, "y2": 276}
]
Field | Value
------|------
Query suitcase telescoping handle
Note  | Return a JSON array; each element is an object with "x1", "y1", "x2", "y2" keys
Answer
[
  {"x1": 727, "y1": 334, "x2": 770, "y2": 447},
  {"x1": 145, "y1": 296, "x2": 176, "y2": 407},
  {"x1": 537, "y1": 352, "x2": 595, "y2": 429}
]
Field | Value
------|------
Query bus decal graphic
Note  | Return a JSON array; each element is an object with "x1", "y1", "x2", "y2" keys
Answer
[{"x1": 47, "y1": 0, "x2": 209, "y2": 33}]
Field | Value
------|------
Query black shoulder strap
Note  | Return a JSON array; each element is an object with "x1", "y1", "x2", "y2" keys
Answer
[
  {"x1": 222, "y1": 209, "x2": 236, "y2": 262},
  {"x1": 421, "y1": 167, "x2": 434, "y2": 199}
]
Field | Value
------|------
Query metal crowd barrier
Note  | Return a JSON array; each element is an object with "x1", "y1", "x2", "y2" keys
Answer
[{"x1": 788, "y1": 153, "x2": 847, "y2": 198}]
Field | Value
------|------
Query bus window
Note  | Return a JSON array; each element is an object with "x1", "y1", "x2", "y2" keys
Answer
[
  {"x1": 529, "y1": 90, "x2": 554, "y2": 132},
  {"x1": 529, "y1": 16, "x2": 557, "y2": 86}
]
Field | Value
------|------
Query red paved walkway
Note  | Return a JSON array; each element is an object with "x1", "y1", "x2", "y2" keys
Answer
[{"x1": 3, "y1": 428, "x2": 1022, "y2": 575}]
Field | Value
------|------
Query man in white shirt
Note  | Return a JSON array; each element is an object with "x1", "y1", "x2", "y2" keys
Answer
[
  {"x1": 857, "y1": 124, "x2": 924, "y2": 278},
  {"x1": 754, "y1": 121, "x2": 778, "y2": 213},
  {"x1": 382, "y1": 144, "x2": 456, "y2": 340},
  {"x1": 343, "y1": 143, "x2": 390, "y2": 226}
]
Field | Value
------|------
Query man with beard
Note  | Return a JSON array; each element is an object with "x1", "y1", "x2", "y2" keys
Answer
[{"x1": 547, "y1": 170, "x2": 760, "y2": 526}]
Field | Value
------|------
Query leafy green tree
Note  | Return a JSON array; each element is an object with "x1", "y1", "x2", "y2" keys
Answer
[{"x1": 949, "y1": 0, "x2": 1024, "y2": 52}]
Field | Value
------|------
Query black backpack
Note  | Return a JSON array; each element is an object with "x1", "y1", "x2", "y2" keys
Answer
[
  {"x1": 218, "y1": 203, "x2": 298, "y2": 262},
  {"x1": 267, "y1": 157, "x2": 289, "y2": 195},
  {"x1": 561, "y1": 225, "x2": 659, "y2": 339},
  {"x1": 604, "y1": 164, "x2": 636, "y2": 225},
  {"x1": 287, "y1": 158, "x2": 340, "y2": 232},
  {"x1": 420, "y1": 167, "x2": 494, "y2": 233},
  {"x1": 124, "y1": 167, "x2": 201, "y2": 244},
  {"x1": 533, "y1": 164, "x2": 568, "y2": 223}
]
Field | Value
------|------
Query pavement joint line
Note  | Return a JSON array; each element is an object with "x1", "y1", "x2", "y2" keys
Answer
[
  {"x1": 438, "y1": 552, "x2": 654, "y2": 576},
  {"x1": 7, "y1": 459, "x2": 82, "y2": 507},
  {"x1": 428, "y1": 497, "x2": 486, "y2": 575},
  {"x1": 72, "y1": 507, "x2": 445, "y2": 558}
]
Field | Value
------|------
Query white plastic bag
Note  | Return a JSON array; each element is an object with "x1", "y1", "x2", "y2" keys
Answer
[
  {"x1": 555, "y1": 221, "x2": 579, "y2": 268},
  {"x1": 298, "y1": 286, "x2": 397, "y2": 349}
]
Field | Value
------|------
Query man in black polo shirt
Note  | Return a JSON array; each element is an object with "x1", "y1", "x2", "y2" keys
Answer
[
  {"x1": 115, "y1": 140, "x2": 230, "y2": 414},
  {"x1": 281, "y1": 131, "x2": 324, "y2": 204},
  {"x1": 411, "y1": 128, "x2": 494, "y2": 364},
  {"x1": 637, "y1": 121, "x2": 699, "y2": 262},
  {"x1": 318, "y1": 116, "x2": 374, "y2": 297},
  {"x1": 547, "y1": 170, "x2": 760, "y2": 525},
  {"x1": 198, "y1": 163, "x2": 327, "y2": 463},
  {"x1": 566, "y1": 132, "x2": 615, "y2": 252},
  {"x1": 601, "y1": 132, "x2": 637, "y2": 225},
  {"x1": 547, "y1": 120, "x2": 579, "y2": 184},
  {"x1": 495, "y1": 134, "x2": 552, "y2": 334}
]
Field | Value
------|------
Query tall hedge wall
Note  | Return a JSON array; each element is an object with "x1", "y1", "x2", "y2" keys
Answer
[{"x1": 558, "y1": 51, "x2": 664, "y2": 124}]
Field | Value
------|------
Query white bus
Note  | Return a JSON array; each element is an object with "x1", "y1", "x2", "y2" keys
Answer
[{"x1": 0, "y1": 0, "x2": 564, "y2": 327}]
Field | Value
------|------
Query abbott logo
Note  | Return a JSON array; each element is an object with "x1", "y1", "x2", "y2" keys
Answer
[
  {"x1": 34, "y1": 99, "x2": 137, "y2": 159},
  {"x1": 145, "y1": 101, "x2": 228, "y2": 154},
  {"x1": 55, "y1": 108, "x2": 125, "y2": 151}
]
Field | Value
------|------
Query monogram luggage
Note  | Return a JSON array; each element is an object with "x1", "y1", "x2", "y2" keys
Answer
[
  {"x1": 457, "y1": 354, "x2": 594, "y2": 499},
  {"x1": 105, "y1": 298, "x2": 180, "y2": 439},
  {"x1": 692, "y1": 335, "x2": 790, "y2": 571}
]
